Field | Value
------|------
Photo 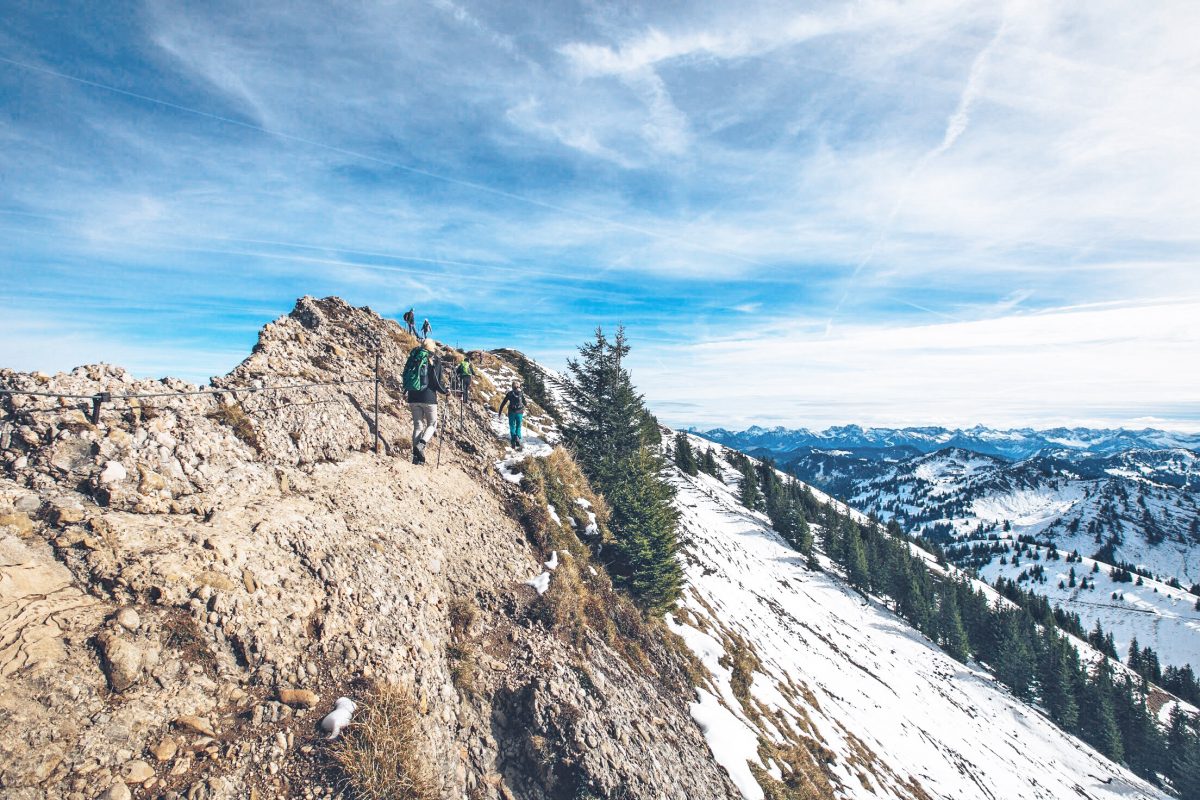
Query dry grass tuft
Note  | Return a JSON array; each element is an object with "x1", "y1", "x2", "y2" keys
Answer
[
  {"x1": 207, "y1": 401, "x2": 261, "y2": 452},
  {"x1": 330, "y1": 684, "x2": 439, "y2": 800},
  {"x1": 722, "y1": 631, "x2": 763, "y2": 720},
  {"x1": 447, "y1": 596, "x2": 481, "y2": 699}
]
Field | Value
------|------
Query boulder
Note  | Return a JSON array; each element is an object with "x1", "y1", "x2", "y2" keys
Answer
[{"x1": 96, "y1": 631, "x2": 147, "y2": 692}]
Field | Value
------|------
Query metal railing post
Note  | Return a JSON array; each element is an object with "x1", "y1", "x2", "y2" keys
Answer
[{"x1": 91, "y1": 392, "x2": 110, "y2": 424}]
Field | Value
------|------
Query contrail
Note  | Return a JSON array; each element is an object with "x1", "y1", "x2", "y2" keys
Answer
[{"x1": 825, "y1": 10, "x2": 1010, "y2": 336}]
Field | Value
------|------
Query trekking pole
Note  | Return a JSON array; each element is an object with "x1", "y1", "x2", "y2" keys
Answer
[{"x1": 436, "y1": 425, "x2": 444, "y2": 468}]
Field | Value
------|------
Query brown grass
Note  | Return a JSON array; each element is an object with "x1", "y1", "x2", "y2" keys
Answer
[
  {"x1": 447, "y1": 596, "x2": 481, "y2": 699},
  {"x1": 722, "y1": 631, "x2": 763, "y2": 720},
  {"x1": 207, "y1": 401, "x2": 261, "y2": 452},
  {"x1": 330, "y1": 684, "x2": 438, "y2": 800}
]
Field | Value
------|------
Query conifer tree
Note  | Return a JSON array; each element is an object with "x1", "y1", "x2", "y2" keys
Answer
[
  {"x1": 843, "y1": 524, "x2": 870, "y2": 589},
  {"x1": 937, "y1": 582, "x2": 970, "y2": 661},
  {"x1": 604, "y1": 447, "x2": 684, "y2": 615},
  {"x1": 1173, "y1": 734, "x2": 1200, "y2": 800},
  {"x1": 1081, "y1": 661, "x2": 1125, "y2": 763},
  {"x1": 562, "y1": 327, "x2": 682, "y2": 613},
  {"x1": 1038, "y1": 633, "x2": 1080, "y2": 731},
  {"x1": 994, "y1": 612, "x2": 1036, "y2": 700},
  {"x1": 673, "y1": 431, "x2": 699, "y2": 476},
  {"x1": 700, "y1": 447, "x2": 720, "y2": 477},
  {"x1": 738, "y1": 460, "x2": 764, "y2": 511}
]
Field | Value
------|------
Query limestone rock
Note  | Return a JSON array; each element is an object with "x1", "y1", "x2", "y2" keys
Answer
[
  {"x1": 96, "y1": 630, "x2": 157, "y2": 692},
  {"x1": 114, "y1": 607, "x2": 140, "y2": 631},
  {"x1": 49, "y1": 502, "x2": 85, "y2": 526},
  {"x1": 0, "y1": 532, "x2": 99, "y2": 678},
  {"x1": 152, "y1": 739, "x2": 178, "y2": 762},
  {"x1": 120, "y1": 759, "x2": 154, "y2": 784},
  {"x1": 278, "y1": 688, "x2": 318, "y2": 708},
  {"x1": 96, "y1": 782, "x2": 131, "y2": 800},
  {"x1": 174, "y1": 715, "x2": 216, "y2": 738},
  {"x1": 99, "y1": 461, "x2": 128, "y2": 485},
  {"x1": 0, "y1": 511, "x2": 33, "y2": 536}
]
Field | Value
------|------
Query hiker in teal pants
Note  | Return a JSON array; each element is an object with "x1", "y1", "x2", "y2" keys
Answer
[{"x1": 497, "y1": 381, "x2": 527, "y2": 451}]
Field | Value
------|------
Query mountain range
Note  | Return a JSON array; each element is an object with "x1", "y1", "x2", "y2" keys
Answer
[{"x1": 700, "y1": 424, "x2": 1200, "y2": 461}]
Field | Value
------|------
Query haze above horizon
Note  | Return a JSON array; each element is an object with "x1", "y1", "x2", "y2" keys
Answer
[{"x1": 3, "y1": 1, "x2": 1198, "y2": 432}]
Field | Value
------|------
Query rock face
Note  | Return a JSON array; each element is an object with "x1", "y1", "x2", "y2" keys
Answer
[{"x1": 0, "y1": 297, "x2": 739, "y2": 800}]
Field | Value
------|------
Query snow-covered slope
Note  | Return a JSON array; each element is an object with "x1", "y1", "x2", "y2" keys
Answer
[
  {"x1": 668, "y1": 435, "x2": 1169, "y2": 800},
  {"x1": 781, "y1": 445, "x2": 1200, "y2": 670},
  {"x1": 975, "y1": 544, "x2": 1200, "y2": 671}
]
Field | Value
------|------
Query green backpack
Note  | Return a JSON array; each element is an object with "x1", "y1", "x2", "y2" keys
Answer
[{"x1": 402, "y1": 348, "x2": 431, "y2": 391}]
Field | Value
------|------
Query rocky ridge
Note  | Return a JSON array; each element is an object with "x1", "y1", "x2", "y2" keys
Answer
[{"x1": 0, "y1": 297, "x2": 738, "y2": 800}]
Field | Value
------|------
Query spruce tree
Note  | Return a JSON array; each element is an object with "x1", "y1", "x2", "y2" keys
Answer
[
  {"x1": 562, "y1": 327, "x2": 683, "y2": 614},
  {"x1": 673, "y1": 431, "x2": 699, "y2": 476},
  {"x1": 1173, "y1": 734, "x2": 1200, "y2": 800},
  {"x1": 937, "y1": 582, "x2": 970, "y2": 661},
  {"x1": 1038, "y1": 634, "x2": 1080, "y2": 731},
  {"x1": 843, "y1": 525, "x2": 870, "y2": 590},
  {"x1": 994, "y1": 613, "x2": 1036, "y2": 700},
  {"x1": 738, "y1": 460, "x2": 764, "y2": 511},
  {"x1": 1081, "y1": 661, "x2": 1125, "y2": 763},
  {"x1": 605, "y1": 447, "x2": 684, "y2": 615}
]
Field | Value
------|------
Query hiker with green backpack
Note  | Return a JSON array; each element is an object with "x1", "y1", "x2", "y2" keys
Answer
[
  {"x1": 455, "y1": 357, "x2": 474, "y2": 403},
  {"x1": 401, "y1": 340, "x2": 449, "y2": 465}
]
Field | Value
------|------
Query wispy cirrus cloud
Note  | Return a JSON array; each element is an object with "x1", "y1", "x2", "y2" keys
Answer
[{"x1": 1, "y1": 0, "x2": 1197, "y2": 427}]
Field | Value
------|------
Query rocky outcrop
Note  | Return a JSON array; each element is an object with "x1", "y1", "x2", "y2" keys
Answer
[{"x1": 0, "y1": 297, "x2": 738, "y2": 800}]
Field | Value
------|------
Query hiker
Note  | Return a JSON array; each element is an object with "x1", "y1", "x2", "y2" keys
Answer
[
  {"x1": 497, "y1": 380, "x2": 527, "y2": 450},
  {"x1": 402, "y1": 339, "x2": 449, "y2": 465},
  {"x1": 420, "y1": 318, "x2": 432, "y2": 340},
  {"x1": 403, "y1": 308, "x2": 417, "y2": 336},
  {"x1": 455, "y1": 356, "x2": 474, "y2": 403}
]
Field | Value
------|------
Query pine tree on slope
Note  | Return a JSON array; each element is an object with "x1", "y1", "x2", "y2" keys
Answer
[
  {"x1": 937, "y1": 582, "x2": 970, "y2": 662},
  {"x1": 562, "y1": 327, "x2": 683, "y2": 613},
  {"x1": 673, "y1": 431, "x2": 699, "y2": 476}
]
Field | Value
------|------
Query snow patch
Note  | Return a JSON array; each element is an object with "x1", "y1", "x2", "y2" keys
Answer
[
  {"x1": 524, "y1": 571, "x2": 551, "y2": 595},
  {"x1": 689, "y1": 688, "x2": 765, "y2": 800}
]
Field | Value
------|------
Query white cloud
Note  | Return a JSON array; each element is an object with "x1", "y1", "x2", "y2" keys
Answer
[
  {"x1": 639, "y1": 298, "x2": 1200, "y2": 430},
  {"x1": 0, "y1": 309, "x2": 245, "y2": 384}
]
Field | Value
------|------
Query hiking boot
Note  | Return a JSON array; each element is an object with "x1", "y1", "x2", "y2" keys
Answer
[{"x1": 413, "y1": 442, "x2": 426, "y2": 465}]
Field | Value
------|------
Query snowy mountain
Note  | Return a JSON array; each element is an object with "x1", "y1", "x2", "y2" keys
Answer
[
  {"x1": 781, "y1": 444, "x2": 1200, "y2": 671},
  {"x1": 665, "y1": 432, "x2": 1176, "y2": 800},
  {"x1": 701, "y1": 424, "x2": 1200, "y2": 461}
]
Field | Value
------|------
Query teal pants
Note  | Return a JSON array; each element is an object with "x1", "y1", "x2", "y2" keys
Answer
[{"x1": 508, "y1": 412, "x2": 523, "y2": 440}]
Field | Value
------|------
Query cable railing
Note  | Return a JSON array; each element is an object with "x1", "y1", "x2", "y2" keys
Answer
[{"x1": 1, "y1": 356, "x2": 477, "y2": 455}]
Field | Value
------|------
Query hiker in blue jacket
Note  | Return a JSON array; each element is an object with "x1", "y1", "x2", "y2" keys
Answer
[
  {"x1": 403, "y1": 340, "x2": 448, "y2": 465},
  {"x1": 498, "y1": 380, "x2": 527, "y2": 450}
]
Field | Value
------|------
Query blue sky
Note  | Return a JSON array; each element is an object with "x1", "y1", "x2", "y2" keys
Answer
[{"x1": 2, "y1": 0, "x2": 1199, "y2": 430}]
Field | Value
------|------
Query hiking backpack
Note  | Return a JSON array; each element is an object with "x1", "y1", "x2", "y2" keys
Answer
[{"x1": 402, "y1": 348, "x2": 431, "y2": 391}]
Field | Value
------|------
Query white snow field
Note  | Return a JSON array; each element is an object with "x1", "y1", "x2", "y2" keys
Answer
[{"x1": 668, "y1": 442, "x2": 1169, "y2": 800}]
